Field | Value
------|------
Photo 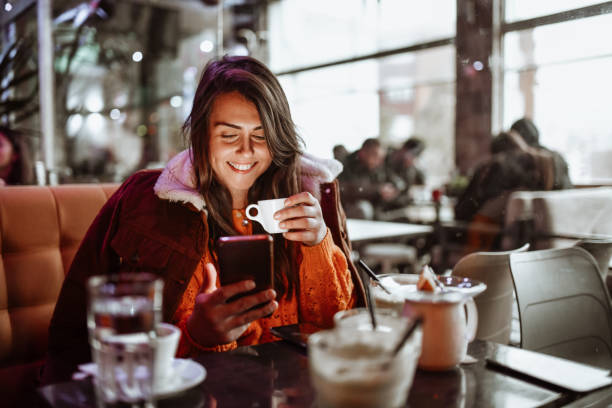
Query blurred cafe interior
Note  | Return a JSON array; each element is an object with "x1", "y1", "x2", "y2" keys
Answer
[{"x1": 2, "y1": 0, "x2": 612, "y2": 407}]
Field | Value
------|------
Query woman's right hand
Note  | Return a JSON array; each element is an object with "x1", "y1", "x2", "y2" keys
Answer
[{"x1": 186, "y1": 263, "x2": 278, "y2": 347}]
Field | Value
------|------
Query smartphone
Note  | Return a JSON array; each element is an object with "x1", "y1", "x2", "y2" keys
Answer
[
  {"x1": 270, "y1": 323, "x2": 321, "y2": 350},
  {"x1": 216, "y1": 234, "x2": 274, "y2": 305}
]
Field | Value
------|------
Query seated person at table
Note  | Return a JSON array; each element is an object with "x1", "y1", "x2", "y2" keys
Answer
[
  {"x1": 510, "y1": 117, "x2": 572, "y2": 190},
  {"x1": 0, "y1": 126, "x2": 34, "y2": 186},
  {"x1": 332, "y1": 144, "x2": 349, "y2": 166},
  {"x1": 339, "y1": 138, "x2": 399, "y2": 219},
  {"x1": 454, "y1": 131, "x2": 554, "y2": 251},
  {"x1": 42, "y1": 56, "x2": 358, "y2": 384},
  {"x1": 385, "y1": 137, "x2": 426, "y2": 209}
]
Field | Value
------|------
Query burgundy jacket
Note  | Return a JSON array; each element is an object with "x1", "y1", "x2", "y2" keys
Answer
[{"x1": 42, "y1": 169, "x2": 364, "y2": 384}]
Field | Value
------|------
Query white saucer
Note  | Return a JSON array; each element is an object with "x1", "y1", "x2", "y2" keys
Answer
[
  {"x1": 155, "y1": 359, "x2": 206, "y2": 398},
  {"x1": 77, "y1": 358, "x2": 206, "y2": 399},
  {"x1": 379, "y1": 274, "x2": 487, "y2": 297}
]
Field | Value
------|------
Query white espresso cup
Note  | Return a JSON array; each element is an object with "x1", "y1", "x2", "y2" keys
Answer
[
  {"x1": 154, "y1": 323, "x2": 181, "y2": 386},
  {"x1": 246, "y1": 198, "x2": 288, "y2": 234}
]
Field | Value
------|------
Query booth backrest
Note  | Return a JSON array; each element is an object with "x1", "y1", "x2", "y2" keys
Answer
[
  {"x1": 0, "y1": 184, "x2": 119, "y2": 368},
  {"x1": 504, "y1": 187, "x2": 612, "y2": 249}
]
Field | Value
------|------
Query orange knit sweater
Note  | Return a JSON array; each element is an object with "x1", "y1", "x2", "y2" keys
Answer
[{"x1": 174, "y1": 209, "x2": 355, "y2": 356}]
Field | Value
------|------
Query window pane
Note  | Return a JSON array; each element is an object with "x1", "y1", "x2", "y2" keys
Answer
[
  {"x1": 505, "y1": 0, "x2": 605, "y2": 22},
  {"x1": 504, "y1": 59, "x2": 612, "y2": 184},
  {"x1": 268, "y1": 0, "x2": 455, "y2": 72},
  {"x1": 503, "y1": 15, "x2": 612, "y2": 183},
  {"x1": 279, "y1": 61, "x2": 381, "y2": 157},
  {"x1": 376, "y1": 0, "x2": 456, "y2": 51},
  {"x1": 504, "y1": 13, "x2": 612, "y2": 71},
  {"x1": 379, "y1": 48, "x2": 456, "y2": 188},
  {"x1": 280, "y1": 45, "x2": 455, "y2": 188}
]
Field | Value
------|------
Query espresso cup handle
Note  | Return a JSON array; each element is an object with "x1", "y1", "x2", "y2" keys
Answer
[
  {"x1": 245, "y1": 204, "x2": 262, "y2": 224},
  {"x1": 464, "y1": 297, "x2": 478, "y2": 343}
]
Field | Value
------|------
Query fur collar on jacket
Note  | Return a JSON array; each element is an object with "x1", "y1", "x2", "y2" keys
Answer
[{"x1": 153, "y1": 149, "x2": 343, "y2": 211}]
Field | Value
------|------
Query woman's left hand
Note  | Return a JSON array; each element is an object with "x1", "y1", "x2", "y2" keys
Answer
[{"x1": 274, "y1": 192, "x2": 327, "y2": 246}]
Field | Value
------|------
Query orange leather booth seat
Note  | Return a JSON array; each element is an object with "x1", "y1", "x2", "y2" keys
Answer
[{"x1": 0, "y1": 183, "x2": 119, "y2": 401}]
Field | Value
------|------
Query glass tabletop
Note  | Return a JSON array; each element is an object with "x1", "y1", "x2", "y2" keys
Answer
[{"x1": 36, "y1": 339, "x2": 583, "y2": 408}]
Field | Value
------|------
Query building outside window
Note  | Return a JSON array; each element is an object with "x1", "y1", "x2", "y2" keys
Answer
[{"x1": 501, "y1": 1, "x2": 612, "y2": 184}]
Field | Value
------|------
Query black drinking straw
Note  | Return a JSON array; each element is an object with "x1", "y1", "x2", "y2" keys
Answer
[
  {"x1": 357, "y1": 266, "x2": 378, "y2": 330},
  {"x1": 391, "y1": 317, "x2": 423, "y2": 358}
]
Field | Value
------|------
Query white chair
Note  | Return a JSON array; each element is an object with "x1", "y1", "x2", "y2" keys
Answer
[
  {"x1": 509, "y1": 247, "x2": 612, "y2": 369},
  {"x1": 452, "y1": 244, "x2": 529, "y2": 344},
  {"x1": 575, "y1": 238, "x2": 612, "y2": 279}
]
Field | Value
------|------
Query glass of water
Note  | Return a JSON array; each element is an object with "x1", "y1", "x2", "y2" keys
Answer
[{"x1": 87, "y1": 273, "x2": 163, "y2": 408}]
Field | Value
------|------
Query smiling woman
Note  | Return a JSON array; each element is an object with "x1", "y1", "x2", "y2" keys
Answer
[
  {"x1": 207, "y1": 91, "x2": 273, "y2": 208},
  {"x1": 43, "y1": 56, "x2": 361, "y2": 385}
]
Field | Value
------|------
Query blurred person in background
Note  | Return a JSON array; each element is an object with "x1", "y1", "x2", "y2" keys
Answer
[
  {"x1": 511, "y1": 117, "x2": 572, "y2": 190},
  {"x1": 385, "y1": 137, "x2": 426, "y2": 209},
  {"x1": 332, "y1": 144, "x2": 349, "y2": 165},
  {"x1": 43, "y1": 55, "x2": 359, "y2": 384},
  {"x1": 454, "y1": 131, "x2": 555, "y2": 251},
  {"x1": 339, "y1": 138, "x2": 399, "y2": 219},
  {"x1": 0, "y1": 126, "x2": 34, "y2": 186}
]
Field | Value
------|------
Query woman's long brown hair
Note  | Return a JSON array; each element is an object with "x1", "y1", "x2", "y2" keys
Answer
[{"x1": 184, "y1": 55, "x2": 304, "y2": 299}]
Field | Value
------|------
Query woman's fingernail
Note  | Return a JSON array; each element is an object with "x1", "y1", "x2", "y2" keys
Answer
[{"x1": 247, "y1": 280, "x2": 256, "y2": 289}]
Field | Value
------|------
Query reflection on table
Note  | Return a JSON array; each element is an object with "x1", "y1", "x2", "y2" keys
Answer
[{"x1": 38, "y1": 339, "x2": 607, "y2": 408}]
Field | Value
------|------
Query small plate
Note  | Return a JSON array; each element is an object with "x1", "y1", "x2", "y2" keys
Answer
[
  {"x1": 378, "y1": 274, "x2": 487, "y2": 297},
  {"x1": 77, "y1": 358, "x2": 206, "y2": 399}
]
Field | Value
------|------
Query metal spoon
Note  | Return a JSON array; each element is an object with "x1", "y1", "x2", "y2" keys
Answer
[
  {"x1": 358, "y1": 259, "x2": 392, "y2": 295},
  {"x1": 433, "y1": 274, "x2": 448, "y2": 292}
]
